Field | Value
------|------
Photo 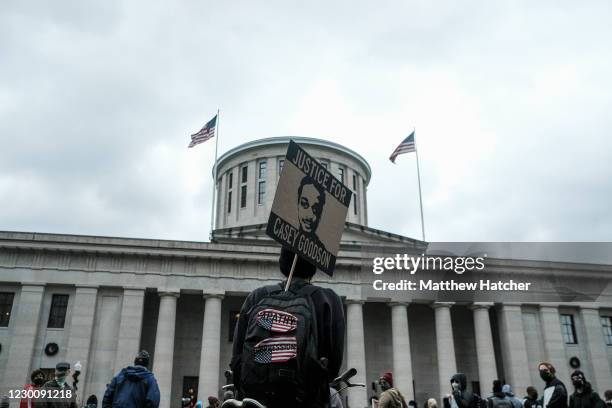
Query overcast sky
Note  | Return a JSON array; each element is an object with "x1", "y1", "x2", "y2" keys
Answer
[{"x1": 1, "y1": 0, "x2": 611, "y2": 242}]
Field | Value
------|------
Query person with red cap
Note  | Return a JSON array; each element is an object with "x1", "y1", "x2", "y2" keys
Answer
[{"x1": 376, "y1": 372, "x2": 408, "y2": 408}]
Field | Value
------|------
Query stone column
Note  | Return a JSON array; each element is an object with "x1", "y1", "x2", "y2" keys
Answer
[
  {"x1": 221, "y1": 172, "x2": 227, "y2": 227},
  {"x1": 498, "y1": 304, "x2": 530, "y2": 393},
  {"x1": 579, "y1": 306, "x2": 612, "y2": 391},
  {"x1": 198, "y1": 293, "x2": 224, "y2": 400},
  {"x1": 390, "y1": 302, "x2": 414, "y2": 400},
  {"x1": 432, "y1": 302, "x2": 457, "y2": 399},
  {"x1": 114, "y1": 288, "x2": 146, "y2": 373},
  {"x1": 470, "y1": 303, "x2": 497, "y2": 394},
  {"x1": 65, "y1": 286, "x2": 98, "y2": 397},
  {"x1": 539, "y1": 305, "x2": 568, "y2": 386},
  {"x1": 346, "y1": 299, "x2": 368, "y2": 408},
  {"x1": 359, "y1": 175, "x2": 367, "y2": 225},
  {"x1": 153, "y1": 291, "x2": 180, "y2": 408},
  {"x1": 4, "y1": 284, "x2": 45, "y2": 402},
  {"x1": 85, "y1": 295, "x2": 122, "y2": 400}
]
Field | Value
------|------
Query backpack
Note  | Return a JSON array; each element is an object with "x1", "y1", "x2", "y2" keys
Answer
[
  {"x1": 239, "y1": 281, "x2": 322, "y2": 407},
  {"x1": 489, "y1": 397, "x2": 514, "y2": 408},
  {"x1": 385, "y1": 388, "x2": 408, "y2": 408}
]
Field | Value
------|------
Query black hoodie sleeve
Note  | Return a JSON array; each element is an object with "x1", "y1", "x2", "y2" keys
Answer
[
  {"x1": 102, "y1": 375, "x2": 117, "y2": 408},
  {"x1": 307, "y1": 287, "x2": 345, "y2": 380},
  {"x1": 230, "y1": 287, "x2": 270, "y2": 396},
  {"x1": 325, "y1": 288, "x2": 345, "y2": 380},
  {"x1": 548, "y1": 381, "x2": 568, "y2": 408},
  {"x1": 458, "y1": 391, "x2": 475, "y2": 408},
  {"x1": 229, "y1": 292, "x2": 253, "y2": 395},
  {"x1": 592, "y1": 393, "x2": 606, "y2": 408}
]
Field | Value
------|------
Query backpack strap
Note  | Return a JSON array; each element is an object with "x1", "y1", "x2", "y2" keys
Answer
[
  {"x1": 296, "y1": 283, "x2": 321, "y2": 297},
  {"x1": 285, "y1": 279, "x2": 321, "y2": 297}
]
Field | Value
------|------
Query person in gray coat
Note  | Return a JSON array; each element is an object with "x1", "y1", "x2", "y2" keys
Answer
[{"x1": 503, "y1": 385, "x2": 523, "y2": 408}]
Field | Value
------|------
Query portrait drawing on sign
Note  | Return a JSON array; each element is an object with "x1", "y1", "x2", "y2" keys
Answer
[{"x1": 297, "y1": 175, "x2": 327, "y2": 250}]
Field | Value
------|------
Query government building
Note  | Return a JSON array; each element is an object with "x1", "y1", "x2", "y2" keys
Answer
[{"x1": 1, "y1": 137, "x2": 611, "y2": 408}]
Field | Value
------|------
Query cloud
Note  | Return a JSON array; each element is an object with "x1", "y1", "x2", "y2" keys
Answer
[{"x1": 1, "y1": 0, "x2": 611, "y2": 242}]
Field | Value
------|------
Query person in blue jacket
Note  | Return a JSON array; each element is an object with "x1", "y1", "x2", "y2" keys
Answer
[{"x1": 102, "y1": 351, "x2": 160, "y2": 408}]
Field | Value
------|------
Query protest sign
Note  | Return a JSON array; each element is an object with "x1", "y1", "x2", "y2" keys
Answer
[{"x1": 266, "y1": 140, "x2": 352, "y2": 275}]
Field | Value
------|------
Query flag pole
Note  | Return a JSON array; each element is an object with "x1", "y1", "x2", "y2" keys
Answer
[
  {"x1": 209, "y1": 109, "x2": 220, "y2": 241},
  {"x1": 414, "y1": 129, "x2": 426, "y2": 241}
]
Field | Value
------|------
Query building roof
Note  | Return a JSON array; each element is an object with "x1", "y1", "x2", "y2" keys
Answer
[
  {"x1": 216, "y1": 136, "x2": 373, "y2": 184},
  {"x1": 211, "y1": 221, "x2": 427, "y2": 250}
]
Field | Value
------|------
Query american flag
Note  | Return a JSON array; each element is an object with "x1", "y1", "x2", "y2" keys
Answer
[
  {"x1": 389, "y1": 131, "x2": 416, "y2": 163},
  {"x1": 188, "y1": 115, "x2": 217, "y2": 148},
  {"x1": 256, "y1": 308, "x2": 298, "y2": 333},
  {"x1": 254, "y1": 336, "x2": 297, "y2": 363}
]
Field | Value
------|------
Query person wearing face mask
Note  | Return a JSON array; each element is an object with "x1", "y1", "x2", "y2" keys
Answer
[
  {"x1": 538, "y1": 362, "x2": 567, "y2": 408},
  {"x1": 602, "y1": 391, "x2": 612, "y2": 408},
  {"x1": 443, "y1": 374, "x2": 478, "y2": 408},
  {"x1": 568, "y1": 371, "x2": 605, "y2": 408},
  {"x1": 20, "y1": 369, "x2": 46, "y2": 408},
  {"x1": 375, "y1": 372, "x2": 408, "y2": 408},
  {"x1": 426, "y1": 399, "x2": 439, "y2": 408},
  {"x1": 42, "y1": 362, "x2": 77, "y2": 408}
]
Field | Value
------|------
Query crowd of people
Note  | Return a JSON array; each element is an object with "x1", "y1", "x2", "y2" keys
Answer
[
  {"x1": 11, "y1": 351, "x2": 228, "y2": 408},
  {"x1": 9, "y1": 357, "x2": 612, "y2": 408},
  {"x1": 7, "y1": 249, "x2": 612, "y2": 408},
  {"x1": 370, "y1": 363, "x2": 612, "y2": 408}
]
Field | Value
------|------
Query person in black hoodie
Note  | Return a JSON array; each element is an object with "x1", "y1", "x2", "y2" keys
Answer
[
  {"x1": 538, "y1": 362, "x2": 568, "y2": 408},
  {"x1": 230, "y1": 247, "x2": 345, "y2": 408},
  {"x1": 443, "y1": 374, "x2": 477, "y2": 408},
  {"x1": 523, "y1": 386, "x2": 541, "y2": 408},
  {"x1": 102, "y1": 351, "x2": 160, "y2": 408},
  {"x1": 568, "y1": 370, "x2": 605, "y2": 408},
  {"x1": 603, "y1": 391, "x2": 612, "y2": 408}
]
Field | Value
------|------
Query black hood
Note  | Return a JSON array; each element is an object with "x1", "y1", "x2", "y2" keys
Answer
[
  {"x1": 450, "y1": 373, "x2": 467, "y2": 391},
  {"x1": 279, "y1": 248, "x2": 316, "y2": 278}
]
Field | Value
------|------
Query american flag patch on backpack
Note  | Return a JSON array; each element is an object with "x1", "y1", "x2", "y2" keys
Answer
[
  {"x1": 255, "y1": 308, "x2": 298, "y2": 333},
  {"x1": 253, "y1": 336, "x2": 297, "y2": 363}
]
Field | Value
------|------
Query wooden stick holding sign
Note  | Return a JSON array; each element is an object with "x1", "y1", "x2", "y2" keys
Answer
[
  {"x1": 267, "y1": 140, "x2": 353, "y2": 281},
  {"x1": 284, "y1": 254, "x2": 299, "y2": 291}
]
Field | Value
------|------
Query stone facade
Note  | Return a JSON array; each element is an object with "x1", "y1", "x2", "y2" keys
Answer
[
  {"x1": 1, "y1": 138, "x2": 612, "y2": 408},
  {"x1": 1, "y1": 235, "x2": 612, "y2": 408}
]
